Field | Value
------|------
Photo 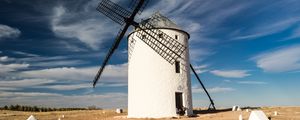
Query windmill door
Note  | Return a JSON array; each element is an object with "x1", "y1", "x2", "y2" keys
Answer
[{"x1": 175, "y1": 92, "x2": 184, "y2": 115}]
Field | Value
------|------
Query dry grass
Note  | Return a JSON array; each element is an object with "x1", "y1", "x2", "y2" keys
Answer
[{"x1": 1, "y1": 107, "x2": 299, "y2": 120}]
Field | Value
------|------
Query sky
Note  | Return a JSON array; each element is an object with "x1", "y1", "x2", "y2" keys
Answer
[{"x1": 0, "y1": 0, "x2": 300, "y2": 109}]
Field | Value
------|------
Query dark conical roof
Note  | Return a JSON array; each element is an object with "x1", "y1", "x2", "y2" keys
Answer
[{"x1": 140, "y1": 12, "x2": 181, "y2": 30}]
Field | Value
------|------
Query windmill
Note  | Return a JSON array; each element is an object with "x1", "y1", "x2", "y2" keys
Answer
[{"x1": 92, "y1": 0, "x2": 216, "y2": 118}]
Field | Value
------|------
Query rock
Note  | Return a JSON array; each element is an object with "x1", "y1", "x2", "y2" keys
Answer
[
  {"x1": 274, "y1": 111, "x2": 278, "y2": 116},
  {"x1": 248, "y1": 110, "x2": 268, "y2": 120},
  {"x1": 26, "y1": 115, "x2": 37, "y2": 120},
  {"x1": 239, "y1": 114, "x2": 243, "y2": 120}
]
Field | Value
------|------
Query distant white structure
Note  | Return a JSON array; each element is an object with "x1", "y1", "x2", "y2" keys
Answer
[
  {"x1": 274, "y1": 111, "x2": 278, "y2": 116},
  {"x1": 116, "y1": 108, "x2": 123, "y2": 113},
  {"x1": 248, "y1": 110, "x2": 269, "y2": 120},
  {"x1": 239, "y1": 114, "x2": 243, "y2": 120},
  {"x1": 26, "y1": 115, "x2": 37, "y2": 120},
  {"x1": 127, "y1": 12, "x2": 193, "y2": 118},
  {"x1": 232, "y1": 106, "x2": 239, "y2": 111}
]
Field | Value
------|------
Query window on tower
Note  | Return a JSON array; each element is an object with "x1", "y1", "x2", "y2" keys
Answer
[
  {"x1": 175, "y1": 61, "x2": 180, "y2": 73},
  {"x1": 175, "y1": 35, "x2": 178, "y2": 39},
  {"x1": 158, "y1": 33, "x2": 163, "y2": 38}
]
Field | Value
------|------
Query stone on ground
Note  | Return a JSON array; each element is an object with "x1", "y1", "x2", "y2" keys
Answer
[
  {"x1": 26, "y1": 115, "x2": 37, "y2": 120},
  {"x1": 248, "y1": 110, "x2": 269, "y2": 120}
]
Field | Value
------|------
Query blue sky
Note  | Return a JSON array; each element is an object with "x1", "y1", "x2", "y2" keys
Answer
[{"x1": 0, "y1": 0, "x2": 300, "y2": 108}]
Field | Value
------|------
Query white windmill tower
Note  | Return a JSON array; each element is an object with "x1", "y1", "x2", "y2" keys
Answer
[
  {"x1": 127, "y1": 12, "x2": 193, "y2": 118},
  {"x1": 93, "y1": 0, "x2": 216, "y2": 118}
]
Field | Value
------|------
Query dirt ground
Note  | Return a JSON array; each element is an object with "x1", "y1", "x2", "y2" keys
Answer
[{"x1": 1, "y1": 107, "x2": 300, "y2": 120}]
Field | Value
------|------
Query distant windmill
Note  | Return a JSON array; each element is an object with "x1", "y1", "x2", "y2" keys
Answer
[{"x1": 92, "y1": 0, "x2": 216, "y2": 118}]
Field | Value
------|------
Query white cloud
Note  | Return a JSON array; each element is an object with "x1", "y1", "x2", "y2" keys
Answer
[
  {"x1": 20, "y1": 63, "x2": 128, "y2": 82},
  {"x1": 237, "y1": 81, "x2": 267, "y2": 85},
  {"x1": 0, "y1": 92, "x2": 127, "y2": 108},
  {"x1": 252, "y1": 44, "x2": 300, "y2": 72},
  {"x1": 51, "y1": 5, "x2": 117, "y2": 50},
  {"x1": 0, "y1": 63, "x2": 29, "y2": 74},
  {"x1": 0, "y1": 92, "x2": 62, "y2": 97},
  {"x1": 43, "y1": 82, "x2": 127, "y2": 91},
  {"x1": 190, "y1": 48, "x2": 215, "y2": 62},
  {"x1": 223, "y1": 79, "x2": 232, "y2": 82},
  {"x1": 210, "y1": 70, "x2": 251, "y2": 78},
  {"x1": 0, "y1": 79, "x2": 55, "y2": 88},
  {"x1": 288, "y1": 26, "x2": 300, "y2": 39},
  {"x1": 193, "y1": 64, "x2": 209, "y2": 74},
  {"x1": 0, "y1": 24, "x2": 21, "y2": 39},
  {"x1": 0, "y1": 56, "x2": 14, "y2": 62},
  {"x1": 233, "y1": 17, "x2": 300, "y2": 40},
  {"x1": 193, "y1": 86, "x2": 235, "y2": 94},
  {"x1": 31, "y1": 60, "x2": 87, "y2": 67},
  {"x1": 139, "y1": 0, "x2": 248, "y2": 46},
  {"x1": 44, "y1": 83, "x2": 91, "y2": 90},
  {"x1": 12, "y1": 51, "x2": 39, "y2": 57},
  {"x1": 0, "y1": 87, "x2": 20, "y2": 91}
]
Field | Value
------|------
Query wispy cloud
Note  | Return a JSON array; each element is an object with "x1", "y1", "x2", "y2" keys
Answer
[
  {"x1": 237, "y1": 81, "x2": 267, "y2": 85},
  {"x1": 223, "y1": 79, "x2": 232, "y2": 83},
  {"x1": 51, "y1": 4, "x2": 117, "y2": 50},
  {"x1": 0, "y1": 79, "x2": 55, "y2": 88},
  {"x1": 0, "y1": 92, "x2": 62, "y2": 97},
  {"x1": 43, "y1": 82, "x2": 127, "y2": 91},
  {"x1": 31, "y1": 60, "x2": 87, "y2": 67},
  {"x1": 0, "y1": 87, "x2": 20, "y2": 91},
  {"x1": 210, "y1": 70, "x2": 251, "y2": 78},
  {"x1": 0, "y1": 92, "x2": 127, "y2": 108},
  {"x1": 0, "y1": 63, "x2": 29, "y2": 74},
  {"x1": 0, "y1": 24, "x2": 21, "y2": 39},
  {"x1": 251, "y1": 44, "x2": 300, "y2": 72},
  {"x1": 287, "y1": 26, "x2": 300, "y2": 40},
  {"x1": 0, "y1": 56, "x2": 14, "y2": 62},
  {"x1": 17, "y1": 54, "x2": 95, "y2": 67},
  {"x1": 232, "y1": 17, "x2": 300, "y2": 40},
  {"x1": 193, "y1": 86, "x2": 235, "y2": 94},
  {"x1": 190, "y1": 48, "x2": 215, "y2": 62},
  {"x1": 43, "y1": 83, "x2": 90, "y2": 90},
  {"x1": 12, "y1": 51, "x2": 39, "y2": 57},
  {"x1": 193, "y1": 64, "x2": 209, "y2": 74},
  {"x1": 20, "y1": 63, "x2": 128, "y2": 82}
]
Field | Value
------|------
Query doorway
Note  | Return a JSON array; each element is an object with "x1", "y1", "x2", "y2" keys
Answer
[{"x1": 175, "y1": 92, "x2": 184, "y2": 115}]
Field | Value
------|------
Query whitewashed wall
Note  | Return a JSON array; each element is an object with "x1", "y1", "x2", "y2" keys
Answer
[{"x1": 127, "y1": 28, "x2": 193, "y2": 118}]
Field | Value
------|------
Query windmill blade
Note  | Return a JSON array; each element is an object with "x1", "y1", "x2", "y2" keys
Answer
[
  {"x1": 93, "y1": 0, "x2": 146, "y2": 87},
  {"x1": 190, "y1": 64, "x2": 216, "y2": 110},
  {"x1": 129, "y1": 0, "x2": 149, "y2": 14},
  {"x1": 133, "y1": 22, "x2": 186, "y2": 64},
  {"x1": 97, "y1": 0, "x2": 132, "y2": 25},
  {"x1": 93, "y1": 27, "x2": 129, "y2": 87}
]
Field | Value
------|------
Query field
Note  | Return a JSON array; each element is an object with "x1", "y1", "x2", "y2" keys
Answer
[{"x1": 1, "y1": 107, "x2": 300, "y2": 120}]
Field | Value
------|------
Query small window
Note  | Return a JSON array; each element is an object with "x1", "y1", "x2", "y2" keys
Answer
[
  {"x1": 158, "y1": 34, "x2": 163, "y2": 38},
  {"x1": 142, "y1": 35, "x2": 146, "y2": 39},
  {"x1": 175, "y1": 35, "x2": 178, "y2": 39},
  {"x1": 175, "y1": 61, "x2": 180, "y2": 73}
]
